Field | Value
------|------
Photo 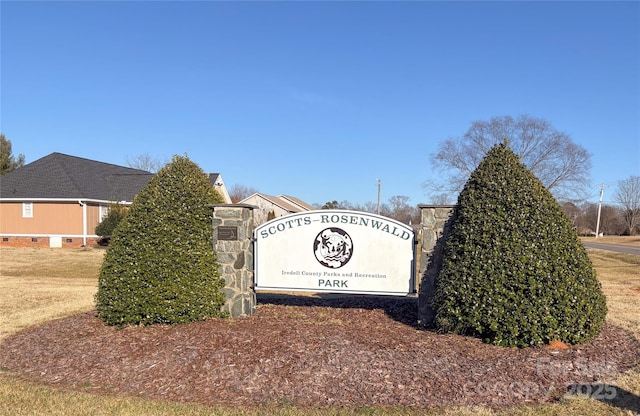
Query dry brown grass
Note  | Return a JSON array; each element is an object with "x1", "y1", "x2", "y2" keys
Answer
[
  {"x1": 0, "y1": 276, "x2": 97, "y2": 340},
  {"x1": 0, "y1": 246, "x2": 104, "y2": 278},
  {"x1": 587, "y1": 249, "x2": 640, "y2": 408},
  {"x1": 589, "y1": 250, "x2": 640, "y2": 339},
  {"x1": 0, "y1": 246, "x2": 639, "y2": 415},
  {"x1": 581, "y1": 236, "x2": 640, "y2": 247},
  {"x1": 0, "y1": 247, "x2": 104, "y2": 341}
]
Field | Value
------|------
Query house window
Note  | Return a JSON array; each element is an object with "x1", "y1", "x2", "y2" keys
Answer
[
  {"x1": 99, "y1": 205, "x2": 109, "y2": 221},
  {"x1": 31, "y1": 238, "x2": 38, "y2": 242},
  {"x1": 66, "y1": 238, "x2": 73, "y2": 243},
  {"x1": 2, "y1": 238, "x2": 8, "y2": 242},
  {"x1": 22, "y1": 202, "x2": 33, "y2": 218}
]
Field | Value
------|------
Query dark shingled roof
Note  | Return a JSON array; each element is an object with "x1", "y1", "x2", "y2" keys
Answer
[{"x1": 0, "y1": 152, "x2": 153, "y2": 201}]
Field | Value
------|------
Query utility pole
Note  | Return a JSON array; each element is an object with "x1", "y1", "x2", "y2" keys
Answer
[
  {"x1": 377, "y1": 179, "x2": 381, "y2": 215},
  {"x1": 595, "y1": 184, "x2": 605, "y2": 238}
]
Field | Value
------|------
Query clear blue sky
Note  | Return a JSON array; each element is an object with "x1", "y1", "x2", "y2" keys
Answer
[{"x1": 2, "y1": 1, "x2": 638, "y2": 206}]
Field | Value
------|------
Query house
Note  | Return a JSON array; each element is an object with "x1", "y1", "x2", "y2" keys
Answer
[
  {"x1": 239, "y1": 193, "x2": 315, "y2": 225},
  {"x1": 0, "y1": 153, "x2": 232, "y2": 248},
  {"x1": 204, "y1": 173, "x2": 232, "y2": 205}
]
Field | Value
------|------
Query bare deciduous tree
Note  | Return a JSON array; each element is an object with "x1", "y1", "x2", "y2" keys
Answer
[
  {"x1": 614, "y1": 175, "x2": 640, "y2": 235},
  {"x1": 426, "y1": 115, "x2": 591, "y2": 201},
  {"x1": 385, "y1": 195, "x2": 420, "y2": 224},
  {"x1": 429, "y1": 193, "x2": 455, "y2": 205},
  {"x1": 349, "y1": 201, "x2": 379, "y2": 214},
  {"x1": 319, "y1": 196, "x2": 419, "y2": 224},
  {"x1": 579, "y1": 203, "x2": 626, "y2": 236},
  {"x1": 562, "y1": 201, "x2": 581, "y2": 229},
  {"x1": 126, "y1": 153, "x2": 167, "y2": 173},
  {"x1": 228, "y1": 184, "x2": 259, "y2": 203}
]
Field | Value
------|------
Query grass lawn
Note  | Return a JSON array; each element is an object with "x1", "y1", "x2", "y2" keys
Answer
[{"x1": 0, "y1": 244, "x2": 638, "y2": 415}]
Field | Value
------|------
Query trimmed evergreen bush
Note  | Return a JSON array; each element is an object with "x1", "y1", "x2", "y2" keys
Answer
[
  {"x1": 96, "y1": 155, "x2": 227, "y2": 326},
  {"x1": 433, "y1": 143, "x2": 607, "y2": 347},
  {"x1": 95, "y1": 203, "x2": 128, "y2": 238}
]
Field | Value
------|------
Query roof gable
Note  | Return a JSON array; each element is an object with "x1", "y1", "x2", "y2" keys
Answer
[
  {"x1": 205, "y1": 173, "x2": 232, "y2": 203},
  {"x1": 239, "y1": 193, "x2": 312, "y2": 213},
  {"x1": 0, "y1": 152, "x2": 153, "y2": 201},
  {"x1": 278, "y1": 194, "x2": 315, "y2": 211}
]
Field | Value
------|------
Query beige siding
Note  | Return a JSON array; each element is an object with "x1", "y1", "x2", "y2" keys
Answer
[
  {"x1": 0, "y1": 202, "x2": 102, "y2": 236},
  {"x1": 241, "y1": 195, "x2": 291, "y2": 225},
  {"x1": 86, "y1": 203, "x2": 103, "y2": 232}
]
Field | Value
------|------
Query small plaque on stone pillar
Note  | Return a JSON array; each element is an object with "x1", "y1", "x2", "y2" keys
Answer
[{"x1": 218, "y1": 226, "x2": 238, "y2": 241}]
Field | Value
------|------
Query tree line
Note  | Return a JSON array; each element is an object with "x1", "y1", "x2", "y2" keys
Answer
[
  {"x1": 311, "y1": 181, "x2": 640, "y2": 236},
  {"x1": 563, "y1": 177, "x2": 640, "y2": 236},
  {"x1": 227, "y1": 185, "x2": 422, "y2": 226},
  {"x1": 3, "y1": 114, "x2": 638, "y2": 234},
  {"x1": 315, "y1": 176, "x2": 639, "y2": 236}
]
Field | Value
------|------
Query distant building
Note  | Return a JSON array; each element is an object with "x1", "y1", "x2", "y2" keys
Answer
[
  {"x1": 239, "y1": 193, "x2": 314, "y2": 225},
  {"x1": 0, "y1": 152, "x2": 231, "y2": 247},
  {"x1": 205, "y1": 173, "x2": 232, "y2": 204}
]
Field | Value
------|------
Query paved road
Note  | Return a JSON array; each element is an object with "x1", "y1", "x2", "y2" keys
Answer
[{"x1": 582, "y1": 241, "x2": 640, "y2": 256}]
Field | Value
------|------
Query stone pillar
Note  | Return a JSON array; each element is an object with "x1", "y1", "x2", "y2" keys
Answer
[
  {"x1": 211, "y1": 204, "x2": 257, "y2": 318},
  {"x1": 417, "y1": 205, "x2": 457, "y2": 327}
]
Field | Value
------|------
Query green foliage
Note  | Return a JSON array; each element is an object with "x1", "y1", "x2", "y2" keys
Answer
[
  {"x1": 94, "y1": 203, "x2": 128, "y2": 238},
  {"x1": 433, "y1": 143, "x2": 607, "y2": 347},
  {"x1": 96, "y1": 155, "x2": 227, "y2": 326},
  {"x1": 1, "y1": 134, "x2": 25, "y2": 175},
  {"x1": 322, "y1": 201, "x2": 341, "y2": 210}
]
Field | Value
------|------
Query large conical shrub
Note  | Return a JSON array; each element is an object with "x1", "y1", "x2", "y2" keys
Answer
[
  {"x1": 96, "y1": 155, "x2": 227, "y2": 326},
  {"x1": 433, "y1": 143, "x2": 606, "y2": 347}
]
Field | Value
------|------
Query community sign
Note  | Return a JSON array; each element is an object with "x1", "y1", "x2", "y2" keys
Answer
[{"x1": 254, "y1": 210, "x2": 415, "y2": 295}]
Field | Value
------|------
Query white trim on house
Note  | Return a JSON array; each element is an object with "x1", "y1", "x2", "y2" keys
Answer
[
  {"x1": 0, "y1": 233, "x2": 101, "y2": 238},
  {"x1": 1, "y1": 198, "x2": 132, "y2": 204},
  {"x1": 99, "y1": 205, "x2": 109, "y2": 221},
  {"x1": 22, "y1": 202, "x2": 33, "y2": 218}
]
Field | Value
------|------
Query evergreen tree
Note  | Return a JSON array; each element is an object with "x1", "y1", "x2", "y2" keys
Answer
[
  {"x1": 95, "y1": 203, "x2": 128, "y2": 239},
  {"x1": 96, "y1": 155, "x2": 227, "y2": 326},
  {"x1": 433, "y1": 143, "x2": 607, "y2": 347},
  {"x1": 0, "y1": 134, "x2": 25, "y2": 175}
]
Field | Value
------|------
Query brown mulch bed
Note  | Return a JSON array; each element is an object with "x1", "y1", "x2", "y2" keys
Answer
[{"x1": 1, "y1": 295, "x2": 639, "y2": 409}]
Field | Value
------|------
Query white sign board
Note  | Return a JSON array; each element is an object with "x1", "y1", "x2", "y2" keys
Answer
[{"x1": 254, "y1": 210, "x2": 415, "y2": 295}]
